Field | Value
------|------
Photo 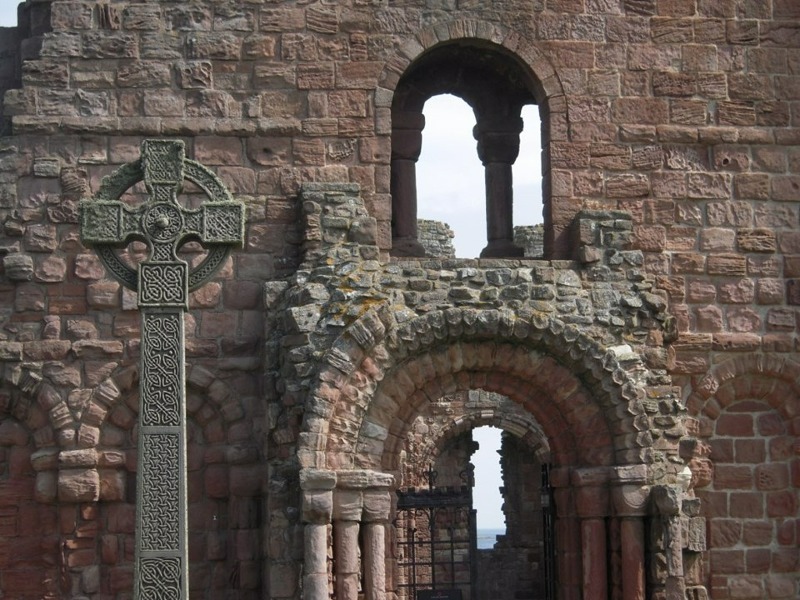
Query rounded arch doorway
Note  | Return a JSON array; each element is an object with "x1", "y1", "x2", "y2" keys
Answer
[{"x1": 396, "y1": 389, "x2": 554, "y2": 600}]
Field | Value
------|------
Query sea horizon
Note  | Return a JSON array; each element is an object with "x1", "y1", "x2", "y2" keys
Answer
[{"x1": 476, "y1": 527, "x2": 505, "y2": 550}]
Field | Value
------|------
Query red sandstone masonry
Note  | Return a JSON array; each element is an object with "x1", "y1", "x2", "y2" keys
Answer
[{"x1": 0, "y1": 0, "x2": 796, "y2": 599}]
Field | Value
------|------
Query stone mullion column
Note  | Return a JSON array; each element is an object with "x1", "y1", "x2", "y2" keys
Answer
[
  {"x1": 135, "y1": 308, "x2": 188, "y2": 599},
  {"x1": 363, "y1": 522, "x2": 386, "y2": 600},
  {"x1": 334, "y1": 487, "x2": 364, "y2": 600},
  {"x1": 334, "y1": 519, "x2": 361, "y2": 600},
  {"x1": 391, "y1": 110, "x2": 426, "y2": 257},
  {"x1": 301, "y1": 470, "x2": 336, "y2": 600},
  {"x1": 612, "y1": 466, "x2": 650, "y2": 600},
  {"x1": 573, "y1": 468, "x2": 611, "y2": 600},
  {"x1": 474, "y1": 114, "x2": 524, "y2": 258},
  {"x1": 362, "y1": 489, "x2": 391, "y2": 600}
]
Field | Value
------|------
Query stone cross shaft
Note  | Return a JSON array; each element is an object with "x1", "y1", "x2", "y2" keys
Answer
[{"x1": 80, "y1": 140, "x2": 245, "y2": 600}]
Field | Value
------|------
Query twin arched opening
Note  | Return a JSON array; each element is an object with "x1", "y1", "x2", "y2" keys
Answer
[{"x1": 390, "y1": 41, "x2": 549, "y2": 259}]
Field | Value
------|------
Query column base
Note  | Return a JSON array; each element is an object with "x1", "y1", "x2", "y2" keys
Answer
[
  {"x1": 480, "y1": 239, "x2": 524, "y2": 258},
  {"x1": 391, "y1": 237, "x2": 427, "y2": 257}
]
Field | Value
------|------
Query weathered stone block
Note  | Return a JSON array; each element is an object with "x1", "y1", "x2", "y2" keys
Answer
[{"x1": 58, "y1": 468, "x2": 100, "y2": 503}]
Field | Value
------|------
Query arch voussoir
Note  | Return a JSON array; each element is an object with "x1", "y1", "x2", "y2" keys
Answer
[{"x1": 307, "y1": 305, "x2": 661, "y2": 474}]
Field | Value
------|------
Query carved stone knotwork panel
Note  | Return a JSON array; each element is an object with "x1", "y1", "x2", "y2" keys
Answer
[
  {"x1": 139, "y1": 432, "x2": 181, "y2": 551},
  {"x1": 139, "y1": 264, "x2": 189, "y2": 308},
  {"x1": 140, "y1": 311, "x2": 183, "y2": 427},
  {"x1": 138, "y1": 556, "x2": 183, "y2": 600},
  {"x1": 78, "y1": 140, "x2": 245, "y2": 600},
  {"x1": 78, "y1": 139, "x2": 245, "y2": 298}
]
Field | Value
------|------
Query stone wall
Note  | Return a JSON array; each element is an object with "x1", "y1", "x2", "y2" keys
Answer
[
  {"x1": 417, "y1": 219, "x2": 456, "y2": 259},
  {"x1": 0, "y1": 1, "x2": 796, "y2": 599},
  {"x1": 0, "y1": 28, "x2": 20, "y2": 134},
  {"x1": 514, "y1": 224, "x2": 545, "y2": 259}
]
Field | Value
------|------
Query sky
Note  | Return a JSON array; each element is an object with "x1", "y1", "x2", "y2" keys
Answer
[
  {"x1": 1, "y1": 5, "x2": 12, "y2": 26},
  {"x1": 418, "y1": 96, "x2": 543, "y2": 259},
  {"x1": 0, "y1": 5, "x2": 537, "y2": 531}
]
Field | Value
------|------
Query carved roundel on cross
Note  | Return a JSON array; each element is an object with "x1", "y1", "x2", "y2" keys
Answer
[
  {"x1": 143, "y1": 203, "x2": 184, "y2": 243},
  {"x1": 79, "y1": 140, "x2": 245, "y2": 301}
]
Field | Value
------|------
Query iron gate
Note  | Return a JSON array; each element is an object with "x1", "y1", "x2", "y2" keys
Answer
[
  {"x1": 396, "y1": 467, "x2": 477, "y2": 600},
  {"x1": 541, "y1": 463, "x2": 556, "y2": 600}
]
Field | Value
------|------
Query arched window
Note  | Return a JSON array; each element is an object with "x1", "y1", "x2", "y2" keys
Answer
[
  {"x1": 391, "y1": 42, "x2": 544, "y2": 259},
  {"x1": 416, "y1": 96, "x2": 543, "y2": 258}
]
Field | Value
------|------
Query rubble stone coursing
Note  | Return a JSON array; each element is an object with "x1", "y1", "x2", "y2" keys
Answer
[
  {"x1": 416, "y1": 218, "x2": 456, "y2": 259},
  {"x1": 514, "y1": 223, "x2": 546, "y2": 258},
  {"x1": 0, "y1": 1, "x2": 797, "y2": 599}
]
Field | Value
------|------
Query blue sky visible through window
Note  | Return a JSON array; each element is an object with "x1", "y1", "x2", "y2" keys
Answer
[
  {"x1": 417, "y1": 94, "x2": 543, "y2": 258},
  {"x1": 0, "y1": 6, "x2": 14, "y2": 27},
  {"x1": 472, "y1": 426, "x2": 506, "y2": 531}
]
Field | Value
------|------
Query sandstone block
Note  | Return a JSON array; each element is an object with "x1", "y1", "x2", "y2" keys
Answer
[
  {"x1": 58, "y1": 469, "x2": 100, "y2": 503},
  {"x1": 98, "y1": 470, "x2": 125, "y2": 501},
  {"x1": 34, "y1": 471, "x2": 57, "y2": 504}
]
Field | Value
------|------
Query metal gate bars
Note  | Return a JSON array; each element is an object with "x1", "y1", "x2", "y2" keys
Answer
[{"x1": 395, "y1": 468, "x2": 477, "y2": 600}]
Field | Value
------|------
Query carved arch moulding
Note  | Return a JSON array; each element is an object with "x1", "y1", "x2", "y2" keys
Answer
[
  {"x1": 300, "y1": 305, "x2": 682, "y2": 475},
  {"x1": 0, "y1": 361, "x2": 252, "y2": 505}
]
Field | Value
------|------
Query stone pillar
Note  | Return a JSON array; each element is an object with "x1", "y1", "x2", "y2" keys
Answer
[
  {"x1": 550, "y1": 467, "x2": 581, "y2": 600},
  {"x1": 333, "y1": 490, "x2": 363, "y2": 600},
  {"x1": 391, "y1": 110, "x2": 426, "y2": 257},
  {"x1": 474, "y1": 115, "x2": 524, "y2": 258},
  {"x1": 363, "y1": 489, "x2": 391, "y2": 600},
  {"x1": 652, "y1": 485, "x2": 686, "y2": 600},
  {"x1": 333, "y1": 470, "x2": 395, "y2": 600},
  {"x1": 572, "y1": 468, "x2": 611, "y2": 600},
  {"x1": 611, "y1": 466, "x2": 650, "y2": 600},
  {"x1": 301, "y1": 469, "x2": 336, "y2": 600}
]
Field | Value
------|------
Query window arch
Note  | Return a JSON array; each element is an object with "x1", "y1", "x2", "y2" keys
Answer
[{"x1": 390, "y1": 41, "x2": 544, "y2": 259}]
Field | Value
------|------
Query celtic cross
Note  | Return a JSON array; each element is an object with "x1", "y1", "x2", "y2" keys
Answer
[{"x1": 79, "y1": 140, "x2": 245, "y2": 600}]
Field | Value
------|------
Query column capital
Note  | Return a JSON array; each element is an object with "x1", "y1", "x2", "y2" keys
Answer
[
  {"x1": 336, "y1": 469, "x2": 395, "y2": 490},
  {"x1": 572, "y1": 468, "x2": 611, "y2": 518},
  {"x1": 474, "y1": 115, "x2": 524, "y2": 165},
  {"x1": 570, "y1": 466, "x2": 612, "y2": 488},
  {"x1": 611, "y1": 465, "x2": 650, "y2": 516},
  {"x1": 392, "y1": 110, "x2": 426, "y2": 131},
  {"x1": 362, "y1": 490, "x2": 392, "y2": 523},
  {"x1": 300, "y1": 468, "x2": 336, "y2": 491},
  {"x1": 303, "y1": 489, "x2": 333, "y2": 524},
  {"x1": 333, "y1": 489, "x2": 363, "y2": 522},
  {"x1": 391, "y1": 110, "x2": 425, "y2": 160}
]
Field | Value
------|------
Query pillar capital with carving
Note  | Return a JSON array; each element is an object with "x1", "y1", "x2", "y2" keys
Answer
[{"x1": 611, "y1": 464, "x2": 650, "y2": 517}]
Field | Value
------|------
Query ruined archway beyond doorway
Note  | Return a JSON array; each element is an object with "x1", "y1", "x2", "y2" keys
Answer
[{"x1": 398, "y1": 391, "x2": 553, "y2": 600}]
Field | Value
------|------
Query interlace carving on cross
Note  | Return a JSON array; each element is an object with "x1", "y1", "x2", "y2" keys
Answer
[
  {"x1": 79, "y1": 139, "x2": 245, "y2": 308},
  {"x1": 78, "y1": 140, "x2": 245, "y2": 600}
]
